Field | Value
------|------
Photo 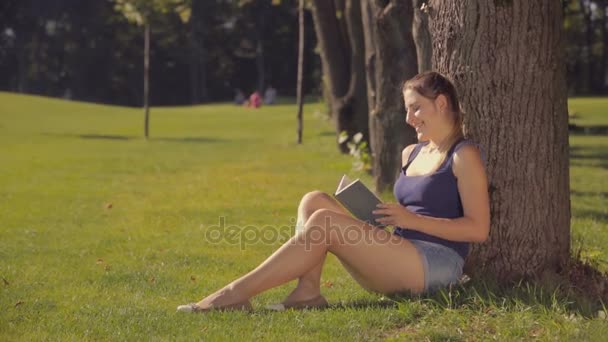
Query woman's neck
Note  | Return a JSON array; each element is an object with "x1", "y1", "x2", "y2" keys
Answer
[{"x1": 426, "y1": 127, "x2": 454, "y2": 152}]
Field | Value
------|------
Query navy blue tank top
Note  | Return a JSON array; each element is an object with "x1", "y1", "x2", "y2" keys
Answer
[{"x1": 393, "y1": 139, "x2": 478, "y2": 259}]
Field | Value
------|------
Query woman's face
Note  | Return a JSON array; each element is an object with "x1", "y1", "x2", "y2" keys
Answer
[{"x1": 403, "y1": 88, "x2": 443, "y2": 141}]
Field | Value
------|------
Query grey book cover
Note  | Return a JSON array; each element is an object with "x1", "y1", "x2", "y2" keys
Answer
[{"x1": 334, "y1": 175, "x2": 386, "y2": 227}]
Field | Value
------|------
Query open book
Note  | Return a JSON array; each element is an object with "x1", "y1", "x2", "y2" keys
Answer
[{"x1": 334, "y1": 175, "x2": 385, "y2": 227}]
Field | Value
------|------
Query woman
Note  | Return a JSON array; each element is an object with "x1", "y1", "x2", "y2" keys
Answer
[{"x1": 177, "y1": 71, "x2": 490, "y2": 312}]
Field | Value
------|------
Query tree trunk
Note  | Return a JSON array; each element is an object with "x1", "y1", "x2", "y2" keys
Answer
[
  {"x1": 361, "y1": 0, "x2": 377, "y2": 113},
  {"x1": 578, "y1": 0, "x2": 593, "y2": 93},
  {"x1": 344, "y1": 0, "x2": 370, "y2": 144},
  {"x1": 428, "y1": 0, "x2": 570, "y2": 281},
  {"x1": 360, "y1": 0, "x2": 418, "y2": 192},
  {"x1": 601, "y1": 0, "x2": 608, "y2": 92},
  {"x1": 254, "y1": 13, "x2": 266, "y2": 93},
  {"x1": 310, "y1": 0, "x2": 368, "y2": 153},
  {"x1": 189, "y1": 0, "x2": 209, "y2": 104},
  {"x1": 412, "y1": 0, "x2": 432, "y2": 72},
  {"x1": 296, "y1": 0, "x2": 305, "y2": 144},
  {"x1": 144, "y1": 23, "x2": 150, "y2": 140}
]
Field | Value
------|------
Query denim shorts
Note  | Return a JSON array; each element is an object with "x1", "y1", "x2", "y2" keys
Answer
[{"x1": 409, "y1": 239, "x2": 464, "y2": 292}]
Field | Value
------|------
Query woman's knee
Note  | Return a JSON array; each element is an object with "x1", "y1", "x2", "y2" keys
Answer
[{"x1": 299, "y1": 190, "x2": 333, "y2": 216}]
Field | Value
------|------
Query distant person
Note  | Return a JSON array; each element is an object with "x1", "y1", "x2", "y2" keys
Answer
[
  {"x1": 234, "y1": 89, "x2": 245, "y2": 105},
  {"x1": 264, "y1": 85, "x2": 277, "y2": 105},
  {"x1": 248, "y1": 91, "x2": 262, "y2": 108}
]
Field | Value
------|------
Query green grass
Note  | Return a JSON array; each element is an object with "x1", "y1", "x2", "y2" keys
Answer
[{"x1": 1, "y1": 92, "x2": 607, "y2": 340}]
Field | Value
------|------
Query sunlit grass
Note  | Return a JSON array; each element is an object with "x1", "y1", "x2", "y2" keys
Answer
[{"x1": 0, "y1": 93, "x2": 607, "y2": 340}]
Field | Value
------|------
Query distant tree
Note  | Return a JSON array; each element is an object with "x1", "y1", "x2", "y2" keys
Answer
[
  {"x1": 113, "y1": 0, "x2": 191, "y2": 139},
  {"x1": 188, "y1": 0, "x2": 209, "y2": 104},
  {"x1": 296, "y1": 0, "x2": 305, "y2": 144}
]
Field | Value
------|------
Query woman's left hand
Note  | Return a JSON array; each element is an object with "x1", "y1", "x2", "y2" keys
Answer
[{"x1": 372, "y1": 203, "x2": 418, "y2": 227}]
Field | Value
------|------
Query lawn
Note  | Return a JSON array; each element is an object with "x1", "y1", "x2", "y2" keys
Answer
[{"x1": 0, "y1": 92, "x2": 607, "y2": 340}]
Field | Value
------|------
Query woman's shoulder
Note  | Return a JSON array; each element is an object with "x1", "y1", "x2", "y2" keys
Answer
[
  {"x1": 452, "y1": 139, "x2": 485, "y2": 161},
  {"x1": 452, "y1": 139, "x2": 486, "y2": 177}
]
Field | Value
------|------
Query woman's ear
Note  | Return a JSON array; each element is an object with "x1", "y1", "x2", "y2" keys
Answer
[{"x1": 435, "y1": 94, "x2": 449, "y2": 114}]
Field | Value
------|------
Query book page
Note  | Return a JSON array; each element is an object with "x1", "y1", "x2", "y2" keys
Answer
[{"x1": 336, "y1": 174, "x2": 353, "y2": 194}]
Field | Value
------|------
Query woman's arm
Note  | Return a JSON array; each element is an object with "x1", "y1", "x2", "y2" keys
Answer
[{"x1": 375, "y1": 144, "x2": 490, "y2": 242}]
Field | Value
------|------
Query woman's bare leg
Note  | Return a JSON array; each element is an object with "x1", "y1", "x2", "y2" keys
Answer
[
  {"x1": 285, "y1": 191, "x2": 349, "y2": 303},
  {"x1": 195, "y1": 209, "x2": 425, "y2": 309}
]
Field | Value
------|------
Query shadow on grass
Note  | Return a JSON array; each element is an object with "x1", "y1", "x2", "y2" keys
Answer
[
  {"x1": 41, "y1": 132, "x2": 227, "y2": 143},
  {"x1": 570, "y1": 190, "x2": 608, "y2": 198},
  {"x1": 385, "y1": 259, "x2": 608, "y2": 319},
  {"x1": 569, "y1": 145, "x2": 608, "y2": 169},
  {"x1": 571, "y1": 208, "x2": 608, "y2": 222},
  {"x1": 569, "y1": 124, "x2": 608, "y2": 136},
  {"x1": 80, "y1": 134, "x2": 135, "y2": 140},
  {"x1": 153, "y1": 136, "x2": 226, "y2": 143},
  {"x1": 318, "y1": 130, "x2": 335, "y2": 137}
]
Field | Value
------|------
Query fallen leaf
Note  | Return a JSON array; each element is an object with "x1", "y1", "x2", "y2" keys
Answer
[
  {"x1": 323, "y1": 281, "x2": 333, "y2": 288},
  {"x1": 149, "y1": 277, "x2": 156, "y2": 284},
  {"x1": 190, "y1": 275, "x2": 196, "y2": 282},
  {"x1": 104, "y1": 264, "x2": 112, "y2": 271},
  {"x1": 2, "y1": 277, "x2": 9, "y2": 286},
  {"x1": 105, "y1": 203, "x2": 113, "y2": 209},
  {"x1": 14, "y1": 301, "x2": 23, "y2": 308},
  {"x1": 96, "y1": 258, "x2": 104, "y2": 265}
]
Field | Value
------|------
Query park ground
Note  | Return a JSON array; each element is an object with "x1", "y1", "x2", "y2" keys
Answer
[{"x1": 0, "y1": 92, "x2": 607, "y2": 340}]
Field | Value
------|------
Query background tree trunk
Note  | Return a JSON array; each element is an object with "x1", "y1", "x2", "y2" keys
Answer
[
  {"x1": 310, "y1": 0, "x2": 369, "y2": 153},
  {"x1": 578, "y1": 0, "x2": 594, "y2": 93},
  {"x1": 296, "y1": 0, "x2": 305, "y2": 144},
  {"x1": 412, "y1": 0, "x2": 432, "y2": 72},
  {"x1": 361, "y1": 0, "x2": 418, "y2": 192},
  {"x1": 144, "y1": 23, "x2": 150, "y2": 140},
  {"x1": 189, "y1": 0, "x2": 209, "y2": 104},
  {"x1": 601, "y1": 0, "x2": 608, "y2": 92},
  {"x1": 428, "y1": 0, "x2": 570, "y2": 281}
]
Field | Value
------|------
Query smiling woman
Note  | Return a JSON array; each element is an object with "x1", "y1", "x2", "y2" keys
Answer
[{"x1": 177, "y1": 71, "x2": 491, "y2": 313}]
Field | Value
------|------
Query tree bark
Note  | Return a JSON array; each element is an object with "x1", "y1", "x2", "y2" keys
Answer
[
  {"x1": 310, "y1": 0, "x2": 369, "y2": 153},
  {"x1": 296, "y1": 0, "x2": 305, "y2": 144},
  {"x1": 344, "y1": 0, "x2": 370, "y2": 144},
  {"x1": 601, "y1": 0, "x2": 608, "y2": 92},
  {"x1": 427, "y1": 0, "x2": 570, "y2": 281},
  {"x1": 412, "y1": 0, "x2": 432, "y2": 72},
  {"x1": 144, "y1": 23, "x2": 150, "y2": 140},
  {"x1": 361, "y1": 0, "x2": 418, "y2": 192},
  {"x1": 189, "y1": 0, "x2": 209, "y2": 104},
  {"x1": 578, "y1": 0, "x2": 594, "y2": 93}
]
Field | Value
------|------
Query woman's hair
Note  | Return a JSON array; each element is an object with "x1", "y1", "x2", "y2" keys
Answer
[{"x1": 402, "y1": 71, "x2": 465, "y2": 166}]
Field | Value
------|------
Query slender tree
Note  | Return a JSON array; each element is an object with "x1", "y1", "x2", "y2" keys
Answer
[
  {"x1": 189, "y1": 0, "x2": 209, "y2": 104},
  {"x1": 113, "y1": 0, "x2": 191, "y2": 139},
  {"x1": 428, "y1": 0, "x2": 570, "y2": 281},
  {"x1": 296, "y1": 0, "x2": 305, "y2": 144}
]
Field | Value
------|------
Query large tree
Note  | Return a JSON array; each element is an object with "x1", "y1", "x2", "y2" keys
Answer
[
  {"x1": 360, "y1": 0, "x2": 418, "y2": 192},
  {"x1": 427, "y1": 0, "x2": 570, "y2": 281},
  {"x1": 310, "y1": 0, "x2": 369, "y2": 153}
]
